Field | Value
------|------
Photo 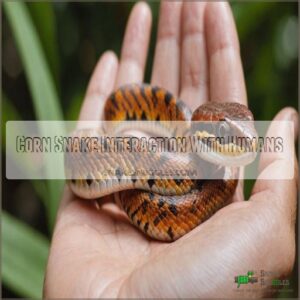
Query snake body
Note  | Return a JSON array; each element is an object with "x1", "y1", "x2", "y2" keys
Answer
[{"x1": 67, "y1": 84, "x2": 256, "y2": 241}]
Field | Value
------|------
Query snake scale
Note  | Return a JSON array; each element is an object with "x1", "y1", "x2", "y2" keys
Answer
[{"x1": 67, "y1": 83, "x2": 256, "y2": 241}]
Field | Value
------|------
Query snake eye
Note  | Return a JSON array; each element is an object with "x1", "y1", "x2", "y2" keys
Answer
[{"x1": 217, "y1": 122, "x2": 230, "y2": 138}]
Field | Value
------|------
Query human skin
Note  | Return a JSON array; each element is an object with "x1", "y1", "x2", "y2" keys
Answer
[{"x1": 44, "y1": 2, "x2": 298, "y2": 298}]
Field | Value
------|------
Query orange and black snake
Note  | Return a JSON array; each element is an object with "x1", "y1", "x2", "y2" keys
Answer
[{"x1": 66, "y1": 83, "x2": 257, "y2": 241}]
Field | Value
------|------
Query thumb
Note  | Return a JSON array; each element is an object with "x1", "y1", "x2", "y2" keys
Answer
[{"x1": 251, "y1": 107, "x2": 298, "y2": 218}]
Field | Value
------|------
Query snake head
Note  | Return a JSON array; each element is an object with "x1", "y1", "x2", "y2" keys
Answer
[{"x1": 191, "y1": 102, "x2": 258, "y2": 167}]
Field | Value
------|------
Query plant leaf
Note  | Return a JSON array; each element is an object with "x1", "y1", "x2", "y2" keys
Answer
[
  {"x1": 2, "y1": 212, "x2": 49, "y2": 298},
  {"x1": 27, "y1": 2, "x2": 60, "y2": 88},
  {"x1": 4, "y1": 1, "x2": 64, "y2": 229},
  {"x1": 4, "y1": 1, "x2": 63, "y2": 121}
]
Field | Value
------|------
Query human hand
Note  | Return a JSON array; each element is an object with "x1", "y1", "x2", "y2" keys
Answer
[{"x1": 44, "y1": 2, "x2": 298, "y2": 298}]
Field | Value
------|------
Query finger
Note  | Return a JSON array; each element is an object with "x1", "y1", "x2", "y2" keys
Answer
[
  {"x1": 205, "y1": 2, "x2": 247, "y2": 105},
  {"x1": 251, "y1": 108, "x2": 298, "y2": 218},
  {"x1": 79, "y1": 51, "x2": 118, "y2": 121},
  {"x1": 151, "y1": 1, "x2": 182, "y2": 95},
  {"x1": 205, "y1": 2, "x2": 246, "y2": 202},
  {"x1": 64, "y1": 51, "x2": 118, "y2": 207},
  {"x1": 180, "y1": 2, "x2": 208, "y2": 110},
  {"x1": 115, "y1": 2, "x2": 152, "y2": 87},
  {"x1": 257, "y1": 108, "x2": 298, "y2": 174}
]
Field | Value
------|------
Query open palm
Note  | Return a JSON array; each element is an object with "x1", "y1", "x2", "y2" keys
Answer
[{"x1": 44, "y1": 2, "x2": 297, "y2": 298}]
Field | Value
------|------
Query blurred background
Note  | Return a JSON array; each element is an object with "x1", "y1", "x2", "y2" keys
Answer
[{"x1": 2, "y1": 1, "x2": 298, "y2": 298}]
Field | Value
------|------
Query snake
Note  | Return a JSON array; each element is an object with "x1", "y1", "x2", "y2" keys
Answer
[{"x1": 66, "y1": 83, "x2": 257, "y2": 241}]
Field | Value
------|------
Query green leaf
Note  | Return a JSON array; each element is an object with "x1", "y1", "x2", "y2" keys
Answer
[
  {"x1": 2, "y1": 95, "x2": 41, "y2": 192},
  {"x1": 27, "y1": 2, "x2": 60, "y2": 88},
  {"x1": 2, "y1": 93, "x2": 21, "y2": 144},
  {"x1": 4, "y1": 1, "x2": 64, "y2": 229},
  {"x1": 2, "y1": 93, "x2": 50, "y2": 208},
  {"x1": 4, "y1": 1, "x2": 63, "y2": 121},
  {"x1": 2, "y1": 212, "x2": 49, "y2": 298},
  {"x1": 66, "y1": 89, "x2": 85, "y2": 120}
]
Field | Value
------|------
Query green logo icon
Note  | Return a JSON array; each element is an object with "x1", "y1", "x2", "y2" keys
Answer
[{"x1": 234, "y1": 271, "x2": 258, "y2": 288}]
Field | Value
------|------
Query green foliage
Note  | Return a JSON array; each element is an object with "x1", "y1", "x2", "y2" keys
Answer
[
  {"x1": 4, "y1": 1, "x2": 64, "y2": 229},
  {"x1": 4, "y1": 1, "x2": 63, "y2": 121},
  {"x1": 2, "y1": 94, "x2": 49, "y2": 205},
  {"x1": 2, "y1": 93, "x2": 20, "y2": 143},
  {"x1": 27, "y1": 2, "x2": 60, "y2": 88},
  {"x1": 2, "y1": 212, "x2": 49, "y2": 298}
]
